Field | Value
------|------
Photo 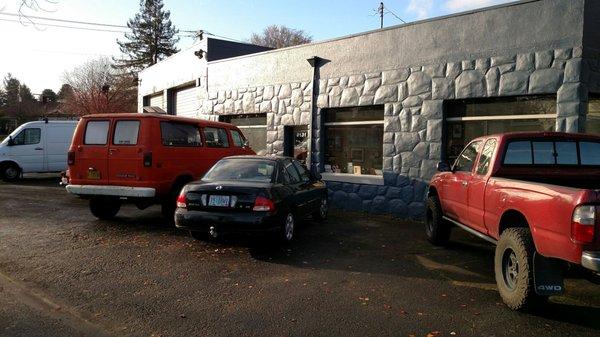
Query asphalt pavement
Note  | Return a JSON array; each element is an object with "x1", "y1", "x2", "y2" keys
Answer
[{"x1": 1, "y1": 175, "x2": 600, "y2": 337}]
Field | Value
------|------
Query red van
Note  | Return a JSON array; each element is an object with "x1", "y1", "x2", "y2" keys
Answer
[{"x1": 65, "y1": 113, "x2": 255, "y2": 220}]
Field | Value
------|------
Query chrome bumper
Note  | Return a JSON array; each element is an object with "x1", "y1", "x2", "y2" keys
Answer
[
  {"x1": 581, "y1": 251, "x2": 600, "y2": 272},
  {"x1": 66, "y1": 184, "x2": 156, "y2": 198}
]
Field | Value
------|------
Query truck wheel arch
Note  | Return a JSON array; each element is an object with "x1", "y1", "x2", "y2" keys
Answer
[
  {"x1": 427, "y1": 186, "x2": 438, "y2": 198},
  {"x1": 498, "y1": 210, "x2": 530, "y2": 236}
]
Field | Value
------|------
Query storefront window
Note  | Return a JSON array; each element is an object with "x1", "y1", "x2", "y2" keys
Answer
[
  {"x1": 586, "y1": 95, "x2": 600, "y2": 135},
  {"x1": 221, "y1": 114, "x2": 267, "y2": 155},
  {"x1": 445, "y1": 96, "x2": 556, "y2": 162},
  {"x1": 324, "y1": 106, "x2": 384, "y2": 176}
]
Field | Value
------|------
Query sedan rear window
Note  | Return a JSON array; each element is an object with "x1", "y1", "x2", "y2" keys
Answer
[
  {"x1": 84, "y1": 121, "x2": 109, "y2": 145},
  {"x1": 203, "y1": 159, "x2": 276, "y2": 182}
]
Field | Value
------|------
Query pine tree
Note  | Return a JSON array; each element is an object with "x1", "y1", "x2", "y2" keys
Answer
[{"x1": 114, "y1": 0, "x2": 179, "y2": 72}]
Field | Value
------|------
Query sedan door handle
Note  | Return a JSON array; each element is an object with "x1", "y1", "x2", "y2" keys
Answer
[{"x1": 461, "y1": 181, "x2": 468, "y2": 187}]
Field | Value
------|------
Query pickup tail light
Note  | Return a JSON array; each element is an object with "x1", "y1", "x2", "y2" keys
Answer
[
  {"x1": 143, "y1": 152, "x2": 152, "y2": 167},
  {"x1": 253, "y1": 196, "x2": 275, "y2": 212},
  {"x1": 176, "y1": 193, "x2": 187, "y2": 209},
  {"x1": 572, "y1": 205, "x2": 596, "y2": 243},
  {"x1": 67, "y1": 150, "x2": 75, "y2": 165}
]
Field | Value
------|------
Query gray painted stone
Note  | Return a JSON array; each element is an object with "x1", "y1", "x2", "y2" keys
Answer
[
  {"x1": 395, "y1": 132, "x2": 420, "y2": 152},
  {"x1": 554, "y1": 48, "x2": 572, "y2": 60},
  {"x1": 421, "y1": 100, "x2": 443, "y2": 119},
  {"x1": 462, "y1": 60, "x2": 475, "y2": 70},
  {"x1": 365, "y1": 72, "x2": 381, "y2": 79},
  {"x1": 429, "y1": 142, "x2": 442, "y2": 160},
  {"x1": 498, "y1": 64, "x2": 516, "y2": 74},
  {"x1": 446, "y1": 62, "x2": 461, "y2": 79},
  {"x1": 516, "y1": 53, "x2": 535, "y2": 72},
  {"x1": 529, "y1": 68, "x2": 564, "y2": 93},
  {"x1": 383, "y1": 157, "x2": 393, "y2": 171},
  {"x1": 486, "y1": 67, "x2": 500, "y2": 96},
  {"x1": 535, "y1": 50, "x2": 554, "y2": 69},
  {"x1": 413, "y1": 142, "x2": 428, "y2": 158},
  {"x1": 383, "y1": 143, "x2": 395, "y2": 157},
  {"x1": 382, "y1": 69, "x2": 409, "y2": 85},
  {"x1": 359, "y1": 95, "x2": 374, "y2": 106},
  {"x1": 364, "y1": 78, "x2": 382, "y2": 95},
  {"x1": 348, "y1": 74, "x2": 365, "y2": 87},
  {"x1": 475, "y1": 58, "x2": 490, "y2": 73},
  {"x1": 573, "y1": 46, "x2": 583, "y2": 58},
  {"x1": 557, "y1": 83, "x2": 584, "y2": 103},
  {"x1": 384, "y1": 104, "x2": 394, "y2": 116},
  {"x1": 423, "y1": 64, "x2": 445, "y2": 78},
  {"x1": 374, "y1": 85, "x2": 398, "y2": 103},
  {"x1": 398, "y1": 82, "x2": 408, "y2": 102},
  {"x1": 407, "y1": 72, "x2": 431, "y2": 96},
  {"x1": 399, "y1": 109, "x2": 410, "y2": 131},
  {"x1": 432, "y1": 78, "x2": 454, "y2": 99},
  {"x1": 557, "y1": 101, "x2": 584, "y2": 118},
  {"x1": 263, "y1": 86, "x2": 274, "y2": 100},
  {"x1": 224, "y1": 99, "x2": 234, "y2": 113},
  {"x1": 259, "y1": 100, "x2": 272, "y2": 113},
  {"x1": 383, "y1": 132, "x2": 394, "y2": 143},
  {"x1": 340, "y1": 88, "x2": 359, "y2": 106},
  {"x1": 291, "y1": 89, "x2": 304, "y2": 106},
  {"x1": 499, "y1": 71, "x2": 529, "y2": 96},
  {"x1": 317, "y1": 94, "x2": 328, "y2": 107},
  {"x1": 279, "y1": 84, "x2": 292, "y2": 99},
  {"x1": 384, "y1": 116, "x2": 401, "y2": 132},
  {"x1": 490, "y1": 56, "x2": 515, "y2": 67},
  {"x1": 426, "y1": 119, "x2": 442, "y2": 142},
  {"x1": 242, "y1": 93, "x2": 255, "y2": 112},
  {"x1": 455, "y1": 70, "x2": 486, "y2": 98},
  {"x1": 564, "y1": 58, "x2": 582, "y2": 83},
  {"x1": 281, "y1": 114, "x2": 293, "y2": 125},
  {"x1": 402, "y1": 95, "x2": 422, "y2": 108},
  {"x1": 420, "y1": 159, "x2": 438, "y2": 180},
  {"x1": 410, "y1": 115, "x2": 426, "y2": 133}
]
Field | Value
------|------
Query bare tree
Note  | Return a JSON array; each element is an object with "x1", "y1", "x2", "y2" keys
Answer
[
  {"x1": 62, "y1": 58, "x2": 137, "y2": 115},
  {"x1": 250, "y1": 25, "x2": 312, "y2": 49}
]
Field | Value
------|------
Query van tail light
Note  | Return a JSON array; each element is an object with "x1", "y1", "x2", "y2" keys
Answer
[
  {"x1": 253, "y1": 196, "x2": 275, "y2": 212},
  {"x1": 143, "y1": 152, "x2": 152, "y2": 167},
  {"x1": 67, "y1": 150, "x2": 75, "y2": 165},
  {"x1": 176, "y1": 193, "x2": 187, "y2": 209},
  {"x1": 572, "y1": 205, "x2": 597, "y2": 244}
]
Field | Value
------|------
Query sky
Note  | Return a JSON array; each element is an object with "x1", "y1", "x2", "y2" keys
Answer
[{"x1": 0, "y1": 0, "x2": 512, "y2": 95}]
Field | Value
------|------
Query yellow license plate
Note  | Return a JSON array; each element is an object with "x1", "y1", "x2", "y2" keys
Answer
[{"x1": 87, "y1": 170, "x2": 101, "y2": 180}]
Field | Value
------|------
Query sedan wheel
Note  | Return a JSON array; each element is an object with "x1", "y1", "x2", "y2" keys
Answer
[
  {"x1": 313, "y1": 197, "x2": 328, "y2": 222},
  {"x1": 282, "y1": 212, "x2": 295, "y2": 242}
]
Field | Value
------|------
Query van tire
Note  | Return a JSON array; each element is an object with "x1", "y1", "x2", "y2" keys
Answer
[
  {"x1": 495, "y1": 228, "x2": 546, "y2": 310},
  {"x1": 89, "y1": 197, "x2": 121, "y2": 220},
  {"x1": 425, "y1": 195, "x2": 451, "y2": 245},
  {"x1": 1, "y1": 163, "x2": 21, "y2": 182}
]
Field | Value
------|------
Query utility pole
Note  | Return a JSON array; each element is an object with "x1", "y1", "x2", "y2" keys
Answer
[{"x1": 378, "y1": 2, "x2": 384, "y2": 29}]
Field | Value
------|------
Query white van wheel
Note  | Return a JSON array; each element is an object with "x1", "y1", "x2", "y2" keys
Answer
[{"x1": 1, "y1": 163, "x2": 20, "y2": 182}]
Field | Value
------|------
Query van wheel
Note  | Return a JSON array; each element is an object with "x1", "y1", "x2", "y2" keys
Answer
[
  {"x1": 425, "y1": 195, "x2": 451, "y2": 245},
  {"x1": 495, "y1": 228, "x2": 547, "y2": 310},
  {"x1": 1, "y1": 163, "x2": 20, "y2": 182},
  {"x1": 89, "y1": 197, "x2": 121, "y2": 220}
]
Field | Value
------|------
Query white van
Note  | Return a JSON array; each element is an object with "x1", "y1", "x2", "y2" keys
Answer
[{"x1": 0, "y1": 120, "x2": 78, "y2": 181}]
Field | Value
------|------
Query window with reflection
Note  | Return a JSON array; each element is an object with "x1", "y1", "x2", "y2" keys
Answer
[
  {"x1": 221, "y1": 114, "x2": 267, "y2": 155},
  {"x1": 586, "y1": 95, "x2": 600, "y2": 135}
]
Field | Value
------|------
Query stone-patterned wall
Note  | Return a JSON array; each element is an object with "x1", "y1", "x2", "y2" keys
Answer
[{"x1": 199, "y1": 46, "x2": 585, "y2": 220}]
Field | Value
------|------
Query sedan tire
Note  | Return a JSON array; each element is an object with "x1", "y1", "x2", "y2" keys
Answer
[
  {"x1": 313, "y1": 197, "x2": 328, "y2": 222},
  {"x1": 280, "y1": 212, "x2": 295, "y2": 243}
]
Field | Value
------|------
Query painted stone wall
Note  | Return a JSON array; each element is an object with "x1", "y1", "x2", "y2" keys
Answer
[{"x1": 200, "y1": 46, "x2": 585, "y2": 220}]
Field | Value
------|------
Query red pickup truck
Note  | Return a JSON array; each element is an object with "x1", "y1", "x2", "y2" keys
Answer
[{"x1": 427, "y1": 132, "x2": 600, "y2": 310}]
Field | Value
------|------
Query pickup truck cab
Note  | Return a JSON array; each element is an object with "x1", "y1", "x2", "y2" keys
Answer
[
  {"x1": 65, "y1": 113, "x2": 255, "y2": 220},
  {"x1": 427, "y1": 132, "x2": 600, "y2": 310}
]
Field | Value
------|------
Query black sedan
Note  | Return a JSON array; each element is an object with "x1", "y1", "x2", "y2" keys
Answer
[{"x1": 174, "y1": 156, "x2": 328, "y2": 242}]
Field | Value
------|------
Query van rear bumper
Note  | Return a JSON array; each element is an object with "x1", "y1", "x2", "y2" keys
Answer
[{"x1": 66, "y1": 184, "x2": 156, "y2": 198}]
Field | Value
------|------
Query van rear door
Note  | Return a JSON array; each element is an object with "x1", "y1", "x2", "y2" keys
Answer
[
  {"x1": 108, "y1": 120, "x2": 143, "y2": 186},
  {"x1": 77, "y1": 119, "x2": 110, "y2": 184}
]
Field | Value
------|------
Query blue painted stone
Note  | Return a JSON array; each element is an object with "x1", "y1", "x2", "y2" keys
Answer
[
  {"x1": 413, "y1": 181, "x2": 429, "y2": 201},
  {"x1": 342, "y1": 183, "x2": 354, "y2": 193},
  {"x1": 326, "y1": 181, "x2": 342, "y2": 191},
  {"x1": 331, "y1": 190, "x2": 347, "y2": 207},
  {"x1": 377, "y1": 186, "x2": 389, "y2": 196},
  {"x1": 372, "y1": 196, "x2": 388, "y2": 213},
  {"x1": 346, "y1": 193, "x2": 363, "y2": 210},
  {"x1": 385, "y1": 187, "x2": 402, "y2": 199},
  {"x1": 401, "y1": 185, "x2": 414, "y2": 202},
  {"x1": 358, "y1": 184, "x2": 378, "y2": 199},
  {"x1": 396, "y1": 175, "x2": 411, "y2": 187},
  {"x1": 362, "y1": 200, "x2": 372, "y2": 212},
  {"x1": 408, "y1": 202, "x2": 425, "y2": 220},
  {"x1": 383, "y1": 171, "x2": 397, "y2": 186},
  {"x1": 388, "y1": 199, "x2": 408, "y2": 218}
]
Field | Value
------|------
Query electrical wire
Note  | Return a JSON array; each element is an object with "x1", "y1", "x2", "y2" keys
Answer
[
  {"x1": 383, "y1": 6, "x2": 407, "y2": 23},
  {"x1": 0, "y1": 17, "x2": 129, "y2": 33}
]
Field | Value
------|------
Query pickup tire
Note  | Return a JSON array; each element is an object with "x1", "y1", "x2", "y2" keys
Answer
[
  {"x1": 495, "y1": 228, "x2": 546, "y2": 310},
  {"x1": 89, "y1": 197, "x2": 121, "y2": 220},
  {"x1": 425, "y1": 195, "x2": 451, "y2": 245}
]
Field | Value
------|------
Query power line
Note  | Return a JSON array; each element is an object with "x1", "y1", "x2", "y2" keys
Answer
[
  {"x1": 0, "y1": 17, "x2": 129, "y2": 33},
  {"x1": 385, "y1": 8, "x2": 407, "y2": 24},
  {"x1": 374, "y1": 2, "x2": 407, "y2": 28}
]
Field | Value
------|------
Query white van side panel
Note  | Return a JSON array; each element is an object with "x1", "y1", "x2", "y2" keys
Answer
[{"x1": 46, "y1": 123, "x2": 78, "y2": 172}]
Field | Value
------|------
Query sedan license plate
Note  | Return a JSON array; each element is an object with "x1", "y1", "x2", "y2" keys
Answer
[
  {"x1": 208, "y1": 195, "x2": 230, "y2": 207},
  {"x1": 87, "y1": 170, "x2": 101, "y2": 180}
]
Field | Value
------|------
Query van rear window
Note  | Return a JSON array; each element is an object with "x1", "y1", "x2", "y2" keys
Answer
[
  {"x1": 113, "y1": 121, "x2": 140, "y2": 145},
  {"x1": 84, "y1": 121, "x2": 109, "y2": 145},
  {"x1": 504, "y1": 140, "x2": 600, "y2": 166},
  {"x1": 160, "y1": 122, "x2": 202, "y2": 147}
]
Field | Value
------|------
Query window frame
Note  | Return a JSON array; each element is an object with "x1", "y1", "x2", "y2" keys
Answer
[
  {"x1": 452, "y1": 140, "x2": 482, "y2": 173},
  {"x1": 112, "y1": 120, "x2": 141, "y2": 146},
  {"x1": 203, "y1": 127, "x2": 230, "y2": 148},
  {"x1": 501, "y1": 138, "x2": 600, "y2": 167},
  {"x1": 476, "y1": 138, "x2": 497, "y2": 175},
  {"x1": 12, "y1": 128, "x2": 41, "y2": 146},
  {"x1": 159, "y1": 121, "x2": 203, "y2": 148},
  {"x1": 230, "y1": 129, "x2": 246, "y2": 147},
  {"x1": 323, "y1": 106, "x2": 384, "y2": 177},
  {"x1": 84, "y1": 120, "x2": 110, "y2": 146},
  {"x1": 283, "y1": 159, "x2": 302, "y2": 184}
]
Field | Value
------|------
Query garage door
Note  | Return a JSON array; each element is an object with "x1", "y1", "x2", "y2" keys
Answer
[
  {"x1": 174, "y1": 86, "x2": 198, "y2": 118},
  {"x1": 148, "y1": 93, "x2": 164, "y2": 109}
]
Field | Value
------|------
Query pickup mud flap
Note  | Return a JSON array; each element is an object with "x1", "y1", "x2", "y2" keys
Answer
[{"x1": 533, "y1": 252, "x2": 565, "y2": 296}]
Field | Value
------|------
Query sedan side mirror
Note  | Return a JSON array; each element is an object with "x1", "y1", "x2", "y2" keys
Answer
[{"x1": 437, "y1": 161, "x2": 451, "y2": 172}]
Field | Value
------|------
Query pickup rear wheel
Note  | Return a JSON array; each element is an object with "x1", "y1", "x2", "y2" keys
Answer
[
  {"x1": 89, "y1": 197, "x2": 121, "y2": 220},
  {"x1": 425, "y1": 195, "x2": 451, "y2": 245},
  {"x1": 495, "y1": 228, "x2": 546, "y2": 310}
]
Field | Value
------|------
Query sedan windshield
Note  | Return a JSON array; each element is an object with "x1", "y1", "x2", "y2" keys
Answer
[{"x1": 203, "y1": 159, "x2": 276, "y2": 182}]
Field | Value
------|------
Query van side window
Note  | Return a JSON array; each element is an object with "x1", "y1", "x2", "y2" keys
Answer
[
  {"x1": 84, "y1": 121, "x2": 109, "y2": 145},
  {"x1": 231, "y1": 130, "x2": 245, "y2": 147},
  {"x1": 204, "y1": 128, "x2": 229, "y2": 148},
  {"x1": 113, "y1": 121, "x2": 140, "y2": 145},
  {"x1": 160, "y1": 122, "x2": 202, "y2": 147},
  {"x1": 12, "y1": 128, "x2": 41, "y2": 145}
]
